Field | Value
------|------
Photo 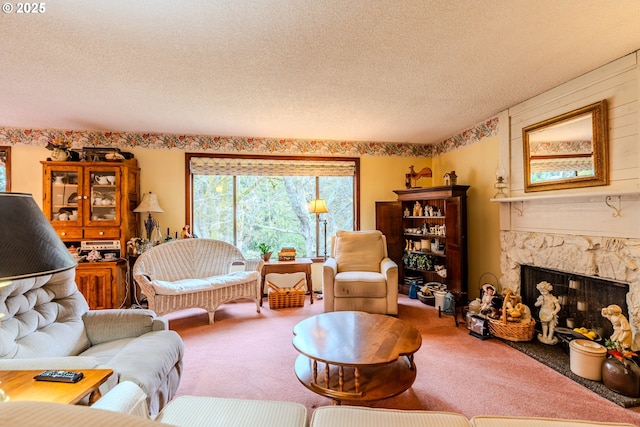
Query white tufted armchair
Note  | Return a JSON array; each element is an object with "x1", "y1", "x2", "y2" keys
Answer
[{"x1": 0, "y1": 268, "x2": 184, "y2": 416}]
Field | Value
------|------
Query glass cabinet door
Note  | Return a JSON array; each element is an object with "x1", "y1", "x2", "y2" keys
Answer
[
  {"x1": 87, "y1": 167, "x2": 119, "y2": 225},
  {"x1": 49, "y1": 167, "x2": 81, "y2": 224}
]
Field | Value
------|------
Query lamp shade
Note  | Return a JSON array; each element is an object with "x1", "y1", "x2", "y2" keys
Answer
[
  {"x1": 134, "y1": 192, "x2": 164, "y2": 213},
  {"x1": 0, "y1": 193, "x2": 76, "y2": 281},
  {"x1": 308, "y1": 199, "x2": 329, "y2": 214}
]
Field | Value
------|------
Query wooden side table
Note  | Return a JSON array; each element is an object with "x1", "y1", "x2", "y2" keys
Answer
[
  {"x1": 0, "y1": 369, "x2": 113, "y2": 405},
  {"x1": 261, "y1": 258, "x2": 313, "y2": 305}
]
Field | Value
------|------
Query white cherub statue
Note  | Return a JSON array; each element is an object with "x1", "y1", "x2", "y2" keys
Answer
[
  {"x1": 535, "y1": 281, "x2": 561, "y2": 345},
  {"x1": 601, "y1": 304, "x2": 632, "y2": 348}
]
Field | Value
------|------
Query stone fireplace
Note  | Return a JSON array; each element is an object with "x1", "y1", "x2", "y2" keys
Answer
[
  {"x1": 496, "y1": 51, "x2": 640, "y2": 351},
  {"x1": 499, "y1": 231, "x2": 640, "y2": 348},
  {"x1": 520, "y1": 264, "x2": 628, "y2": 339}
]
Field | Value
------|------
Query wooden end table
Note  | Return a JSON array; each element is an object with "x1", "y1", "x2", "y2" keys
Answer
[
  {"x1": 260, "y1": 258, "x2": 313, "y2": 306},
  {"x1": 0, "y1": 369, "x2": 113, "y2": 405},
  {"x1": 292, "y1": 311, "x2": 422, "y2": 404}
]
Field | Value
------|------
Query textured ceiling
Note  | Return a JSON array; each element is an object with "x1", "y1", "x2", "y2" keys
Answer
[{"x1": 1, "y1": 1, "x2": 640, "y2": 145}]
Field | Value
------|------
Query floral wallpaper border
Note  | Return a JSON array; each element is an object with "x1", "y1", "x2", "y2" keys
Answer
[{"x1": 0, "y1": 116, "x2": 498, "y2": 158}]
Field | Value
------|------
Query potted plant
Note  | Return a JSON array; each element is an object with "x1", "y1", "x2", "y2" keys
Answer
[
  {"x1": 258, "y1": 243, "x2": 272, "y2": 262},
  {"x1": 602, "y1": 339, "x2": 640, "y2": 397}
]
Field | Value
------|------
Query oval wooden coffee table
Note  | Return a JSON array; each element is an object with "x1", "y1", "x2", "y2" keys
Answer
[{"x1": 292, "y1": 311, "x2": 422, "y2": 404}]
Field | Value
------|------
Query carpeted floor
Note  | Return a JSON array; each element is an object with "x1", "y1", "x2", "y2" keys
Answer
[{"x1": 166, "y1": 294, "x2": 640, "y2": 426}]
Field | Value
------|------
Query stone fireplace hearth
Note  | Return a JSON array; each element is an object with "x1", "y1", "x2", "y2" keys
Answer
[{"x1": 499, "y1": 231, "x2": 640, "y2": 348}]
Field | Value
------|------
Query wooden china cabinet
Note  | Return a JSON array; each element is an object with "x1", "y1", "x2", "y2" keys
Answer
[
  {"x1": 376, "y1": 185, "x2": 469, "y2": 295},
  {"x1": 42, "y1": 159, "x2": 140, "y2": 309}
]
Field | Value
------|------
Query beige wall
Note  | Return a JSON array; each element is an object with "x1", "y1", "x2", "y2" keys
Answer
[
  {"x1": 359, "y1": 155, "x2": 430, "y2": 229},
  {"x1": 10, "y1": 142, "x2": 496, "y2": 298},
  {"x1": 432, "y1": 136, "x2": 501, "y2": 299},
  {"x1": 128, "y1": 148, "x2": 187, "y2": 239}
]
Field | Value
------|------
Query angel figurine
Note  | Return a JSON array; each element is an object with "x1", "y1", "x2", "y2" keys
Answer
[
  {"x1": 601, "y1": 304, "x2": 632, "y2": 348},
  {"x1": 535, "y1": 281, "x2": 561, "y2": 344}
]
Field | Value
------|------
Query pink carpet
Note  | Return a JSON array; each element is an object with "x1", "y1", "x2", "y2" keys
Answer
[{"x1": 167, "y1": 295, "x2": 640, "y2": 425}]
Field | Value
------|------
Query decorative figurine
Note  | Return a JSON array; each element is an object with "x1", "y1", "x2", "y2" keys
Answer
[
  {"x1": 181, "y1": 225, "x2": 193, "y2": 239},
  {"x1": 435, "y1": 264, "x2": 447, "y2": 278},
  {"x1": 480, "y1": 284, "x2": 497, "y2": 315},
  {"x1": 86, "y1": 248, "x2": 102, "y2": 262},
  {"x1": 443, "y1": 171, "x2": 458, "y2": 186},
  {"x1": 515, "y1": 302, "x2": 532, "y2": 323},
  {"x1": 505, "y1": 293, "x2": 532, "y2": 324},
  {"x1": 408, "y1": 165, "x2": 433, "y2": 187},
  {"x1": 413, "y1": 201, "x2": 423, "y2": 217},
  {"x1": 602, "y1": 304, "x2": 632, "y2": 348},
  {"x1": 535, "y1": 281, "x2": 561, "y2": 344}
]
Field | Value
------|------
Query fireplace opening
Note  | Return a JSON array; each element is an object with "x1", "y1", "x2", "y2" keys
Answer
[{"x1": 520, "y1": 265, "x2": 629, "y2": 339}]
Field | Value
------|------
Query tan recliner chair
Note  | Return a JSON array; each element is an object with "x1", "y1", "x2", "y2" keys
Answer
[{"x1": 322, "y1": 230, "x2": 398, "y2": 315}]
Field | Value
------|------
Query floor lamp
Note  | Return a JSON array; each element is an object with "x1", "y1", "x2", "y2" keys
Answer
[{"x1": 309, "y1": 199, "x2": 329, "y2": 259}]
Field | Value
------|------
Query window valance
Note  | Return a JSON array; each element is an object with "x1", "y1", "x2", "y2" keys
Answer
[
  {"x1": 190, "y1": 157, "x2": 356, "y2": 177},
  {"x1": 529, "y1": 157, "x2": 593, "y2": 173}
]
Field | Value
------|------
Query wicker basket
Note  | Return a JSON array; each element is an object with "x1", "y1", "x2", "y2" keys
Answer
[
  {"x1": 267, "y1": 279, "x2": 306, "y2": 309},
  {"x1": 488, "y1": 289, "x2": 536, "y2": 342},
  {"x1": 417, "y1": 291, "x2": 435, "y2": 306}
]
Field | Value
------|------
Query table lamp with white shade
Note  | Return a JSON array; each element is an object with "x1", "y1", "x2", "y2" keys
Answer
[{"x1": 133, "y1": 191, "x2": 164, "y2": 241}]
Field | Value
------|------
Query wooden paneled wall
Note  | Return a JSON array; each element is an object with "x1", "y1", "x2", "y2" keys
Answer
[{"x1": 498, "y1": 51, "x2": 640, "y2": 239}]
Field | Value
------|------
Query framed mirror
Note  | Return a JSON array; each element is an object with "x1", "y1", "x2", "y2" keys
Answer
[
  {"x1": 0, "y1": 146, "x2": 10, "y2": 192},
  {"x1": 523, "y1": 99, "x2": 608, "y2": 192}
]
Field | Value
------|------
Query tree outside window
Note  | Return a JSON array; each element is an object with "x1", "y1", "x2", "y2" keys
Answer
[{"x1": 188, "y1": 155, "x2": 358, "y2": 259}]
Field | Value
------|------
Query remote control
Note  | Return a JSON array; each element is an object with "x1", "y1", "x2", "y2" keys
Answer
[{"x1": 34, "y1": 370, "x2": 84, "y2": 383}]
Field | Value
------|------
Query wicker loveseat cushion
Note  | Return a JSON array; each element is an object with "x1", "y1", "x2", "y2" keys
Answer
[{"x1": 151, "y1": 271, "x2": 259, "y2": 295}]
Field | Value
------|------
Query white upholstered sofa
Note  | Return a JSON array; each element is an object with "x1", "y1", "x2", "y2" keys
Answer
[
  {"x1": 0, "y1": 385, "x2": 635, "y2": 427},
  {"x1": 323, "y1": 230, "x2": 399, "y2": 315},
  {"x1": 132, "y1": 239, "x2": 264, "y2": 324},
  {"x1": 0, "y1": 268, "x2": 184, "y2": 416}
]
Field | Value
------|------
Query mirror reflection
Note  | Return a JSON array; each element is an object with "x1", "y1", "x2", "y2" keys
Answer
[{"x1": 523, "y1": 100, "x2": 608, "y2": 192}]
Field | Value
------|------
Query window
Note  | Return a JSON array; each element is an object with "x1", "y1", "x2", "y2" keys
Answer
[
  {"x1": 186, "y1": 154, "x2": 359, "y2": 259},
  {"x1": 0, "y1": 146, "x2": 10, "y2": 192}
]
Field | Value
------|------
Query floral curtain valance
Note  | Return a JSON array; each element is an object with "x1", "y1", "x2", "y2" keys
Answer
[
  {"x1": 529, "y1": 157, "x2": 594, "y2": 173},
  {"x1": 190, "y1": 157, "x2": 356, "y2": 177}
]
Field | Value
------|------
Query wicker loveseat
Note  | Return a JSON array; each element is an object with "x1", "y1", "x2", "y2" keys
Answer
[{"x1": 132, "y1": 239, "x2": 264, "y2": 324}]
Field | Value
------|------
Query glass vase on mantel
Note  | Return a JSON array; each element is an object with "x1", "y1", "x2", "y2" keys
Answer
[
  {"x1": 602, "y1": 358, "x2": 640, "y2": 397},
  {"x1": 50, "y1": 148, "x2": 69, "y2": 161}
]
